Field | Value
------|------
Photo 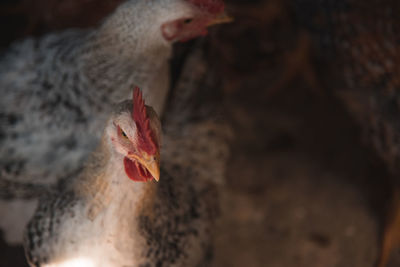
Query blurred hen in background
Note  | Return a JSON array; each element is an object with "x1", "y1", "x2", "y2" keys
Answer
[{"x1": 293, "y1": 0, "x2": 400, "y2": 265}]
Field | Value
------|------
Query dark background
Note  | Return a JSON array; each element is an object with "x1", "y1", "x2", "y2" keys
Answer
[{"x1": 0, "y1": 0, "x2": 398, "y2": 266}]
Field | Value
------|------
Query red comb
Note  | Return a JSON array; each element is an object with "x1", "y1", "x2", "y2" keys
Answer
[
  {"x1": 132, "y1": 86, "x2": 157, "y2": 155},
  {"x1": 187, "y1": 0, "x2": 225, "y2": 14}
]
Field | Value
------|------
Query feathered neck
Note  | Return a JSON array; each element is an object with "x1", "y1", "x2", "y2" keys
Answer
[
  {"x1": 79, "y1": 0, "x2": 194, "y2": 91},
  {"x1": 74, "y1": 134, "x2": 155, "y2": 221}
]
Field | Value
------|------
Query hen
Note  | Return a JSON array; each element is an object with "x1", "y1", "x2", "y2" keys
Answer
[
  {"x1": 24, "y1": 87, "x2": 163, "y2": 266},
  {"x1": 24, "y1": 46, "x2": 230, "y2": 266},
  {"x1": 293, "y1": 0, "x2": 400, "y2": 266},
  {"x1": 0, "y1": 0, "x2": 228, "y2": 244}
]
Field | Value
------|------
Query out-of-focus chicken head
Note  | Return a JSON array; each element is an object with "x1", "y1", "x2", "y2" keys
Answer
[{"x1": 161, "y1": 0, "x2": 231, "y2": 42}]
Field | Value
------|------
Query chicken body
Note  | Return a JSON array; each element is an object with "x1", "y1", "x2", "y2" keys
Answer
[
  {"x1": 25, "y1": 134, "x2": 212, "y2": 267},
  {"x1": 24, "y1": 47, "x2": 230, "y2": 267},
  {"x1": 0, "y1": 0, "x2": 227, "y2": 244}
]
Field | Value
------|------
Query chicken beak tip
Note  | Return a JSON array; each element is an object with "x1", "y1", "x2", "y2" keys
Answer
[
  {"x1": 128, "y1": 153, "x2": 160, "y2": 182},
  {"x1": 207, "y1": 12, "x2": 234, "y2": 27}
]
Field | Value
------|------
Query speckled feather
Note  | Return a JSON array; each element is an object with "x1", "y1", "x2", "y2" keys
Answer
[
  {"x1": 0, "y1": 0, "x2": 221, "y2": 244},
  {"x1": 24, "y1": 44, "x2": 231, "y2": 267}
]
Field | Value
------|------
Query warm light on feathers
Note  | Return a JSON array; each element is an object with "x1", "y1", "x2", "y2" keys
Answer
[
  {"x1": 187, "y1": 0, "x2": 225, "y2": 14},
  {"x1": 43, "y1": 257, "x2": 95, "y2": 267},
  {"x1": 132, "y1": 86, "x2": 157, "y2": 155}
]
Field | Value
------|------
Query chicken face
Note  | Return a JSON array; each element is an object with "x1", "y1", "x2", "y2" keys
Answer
[
  {"x1": 108, "y1": 87, "x2": 161, "y2": 182},
  {"x1": 161, "y1": 0, "x2": 231, "y2": 42}
]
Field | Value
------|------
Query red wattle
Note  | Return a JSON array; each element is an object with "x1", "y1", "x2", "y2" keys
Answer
[{"x1": 123, "y1": 157, "x2": 153, "y2": 182}]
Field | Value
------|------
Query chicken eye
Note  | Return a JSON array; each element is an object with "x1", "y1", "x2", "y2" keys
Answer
[
  {"x1": 121, "y1": 129, "x2": 128, "y2": 139},
  {"x1": 183, "y1": 18, "x2": 193, "y2": 24}
]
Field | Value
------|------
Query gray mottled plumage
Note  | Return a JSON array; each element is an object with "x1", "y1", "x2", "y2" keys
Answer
[
  {"x1": 0, "y1": 0, "x2": 223, "y2": 244},
  {"x1": 24, "y1": 46, "x2": 231, "y2": 267}
]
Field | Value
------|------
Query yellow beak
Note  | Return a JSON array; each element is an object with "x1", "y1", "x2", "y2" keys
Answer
[
  {"x1": 207, "y1": 12, "x2": 234, "y2": 27},
  {"x1": 128, "y1": 152, "x2": 160, "y2": 182}
]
